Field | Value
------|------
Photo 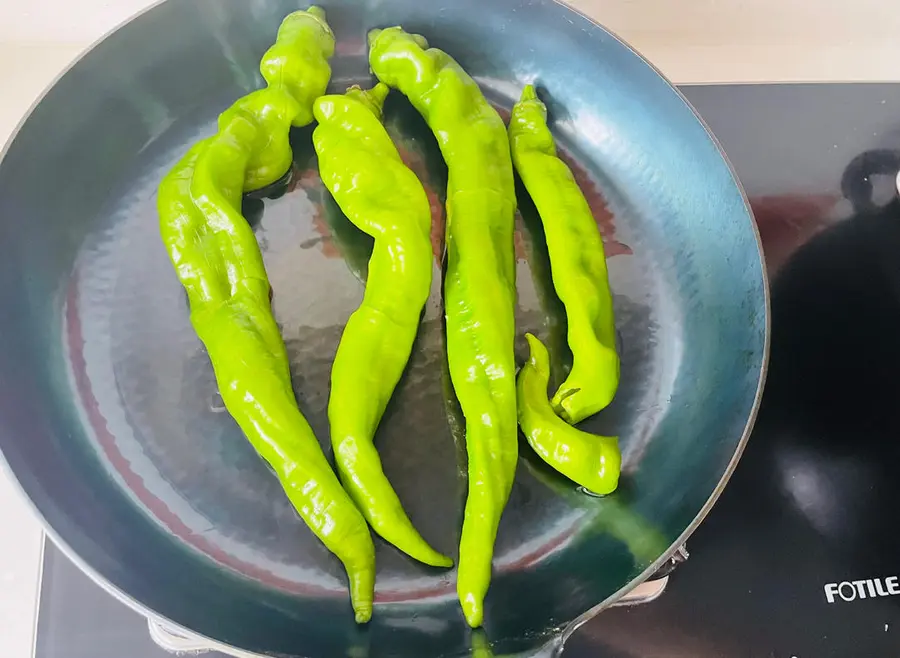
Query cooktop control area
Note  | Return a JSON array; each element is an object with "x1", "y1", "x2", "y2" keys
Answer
[{"x1": 35, "y1": 84, "x2": 900, "y2": 658}]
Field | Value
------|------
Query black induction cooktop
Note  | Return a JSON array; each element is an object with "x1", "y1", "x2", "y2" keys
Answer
[{"x1": 35, "y1": 83, "x2": 900, "y2": 658}]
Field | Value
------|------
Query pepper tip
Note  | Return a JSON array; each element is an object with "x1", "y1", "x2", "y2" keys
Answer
[
  {"x1": 523, "y1": 332, "x2": 546, "y2": 362},
  {"x1": 430, "y1": 553, "x2": 454, "y2": 569},
  {"x1": 463, "y1": 604, "x2": 484, "y2": 629},
  {"x1": 521, "y1": 84, "x2": 539, "y2": 102}
]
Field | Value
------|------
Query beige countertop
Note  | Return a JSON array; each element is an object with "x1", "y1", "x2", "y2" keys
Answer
[
  {"x1": 0, "y1": 1, "x2": 898, "y2": 657},
  {"x1": 3, "y1": 0, "x2": 900, "y2": 83}
]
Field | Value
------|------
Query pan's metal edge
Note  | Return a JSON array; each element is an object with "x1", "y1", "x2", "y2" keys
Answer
[
  {"x1": 550, "y1": 0, "x2": 772, "y2": 651},
  {"x1": 29, "y1": 535, "x2": 46, "y2": 658},
  {"x1": 0, "y1": 1, "x2": 277, "y2": 657},
  {"x1": 147, "y1": 617, "x2": 269, "y2": 658},
  {"x1": 0, "y1": 0, "x2": 168, "y2": 166}
]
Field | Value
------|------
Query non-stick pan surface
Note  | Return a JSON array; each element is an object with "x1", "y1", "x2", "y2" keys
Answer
[{"x1": 0, "y1": 1, "x2": 767, "y2": 656}]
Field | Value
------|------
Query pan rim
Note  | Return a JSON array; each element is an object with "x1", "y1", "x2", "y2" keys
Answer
[{"x1": 0, "y1": 0, "x2": 771, "y2": 656}]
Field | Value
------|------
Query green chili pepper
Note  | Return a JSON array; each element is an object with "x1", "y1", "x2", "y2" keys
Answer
[
  {"x1": 158, "y1": 9, "x2": 377, "y2": 623},
  {"x1": 518, "y1": 333, "x2": 621, "y2": 495},
  {"x1": 312, "y1": 83, "x2": 452, "y2": 568},
  {"x1": 509, "y1": 85, "x2": 620, "y2": 424},
  {"x1": 224, "y1": 6, "x2": 336, "y2": 192},
  {"x1": 369, "y1": 27, "x2": 518, "y2": 628}
]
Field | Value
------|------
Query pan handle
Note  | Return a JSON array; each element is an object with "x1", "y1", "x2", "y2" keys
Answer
[{"x1": 147, "y1": 617, "x2": 260, "y2": 657}]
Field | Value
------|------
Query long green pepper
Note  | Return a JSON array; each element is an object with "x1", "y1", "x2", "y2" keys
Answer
[
  {"x1": 157, "y1": 9, "x2": 376, "y2": 623},
  {"x1": 232, "y1": 7, "x2": 335, "y2": 192},
  {"x1": 509, "y1": 85, "x2": 620, "y2": 424},
  {"x1": 369, "y1": 27, "x2": 518, "y2": 628},
  {"x1": 518, "y1": 334, "x2": 621, "y2": 495},
  {"x1": 312, "y1": 83, "x2": 452, "y2": 568}
]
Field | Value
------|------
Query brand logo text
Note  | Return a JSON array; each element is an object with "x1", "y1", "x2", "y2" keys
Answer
[{"x1": 824, "y1": 577, "x2": 900, "y2": 603}]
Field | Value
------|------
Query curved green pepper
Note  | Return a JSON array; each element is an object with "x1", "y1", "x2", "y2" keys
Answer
[
  {"x1": 509, "y1": 85, "x2": 620, "y2": 424},
  {"x1": 518, "y1": 334, "x2": 621, "y2": 495},
  {"x1": 370, "y1": 27, "x2": 518, "y2": 628},
  {"x1": 228, "y1": 6, "x2": 336, "y2": 192},
  {"x1": 312, "y1": 83, "x2": 452, "y2": 568},
  {"x1": 158, "y1": 9, "x2": 377, "y2": 623}
]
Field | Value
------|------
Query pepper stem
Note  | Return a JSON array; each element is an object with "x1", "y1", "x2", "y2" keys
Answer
[
  {"x1": 345, "y1": 83, "x2": 390, "y2": 120},
  {"x1": 520, "y1": 84, "x2": 539, "y2": 103}
]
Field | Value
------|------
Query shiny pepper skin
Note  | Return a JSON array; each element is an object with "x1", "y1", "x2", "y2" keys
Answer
[
  {"x1": 157, "y1": 9, "x2": 376, "y2": 623},
  {"x1": 312, "y1": 83, "x2": 452, "y2": 568},
  {"x1": 518, "y1": 334, "x2": 621, "y2": 495},
  {"x1": 509, "y1": 85, "x2": 620, "y2": 424},
  {"x1": 225, "y1": 6, "x2": 335, "y2": 192},
  {"x1": 370, "y1": 27, "x2": 518, "y2": 628}
]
